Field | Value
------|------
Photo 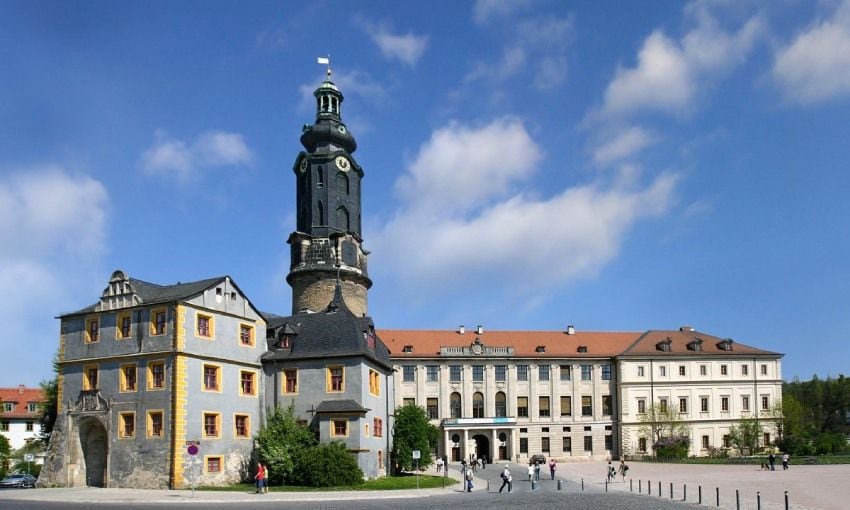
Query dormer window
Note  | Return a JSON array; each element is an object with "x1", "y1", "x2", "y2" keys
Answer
[
  {"x1": 402, "y1": 345, "x2": 413, "y2": 353},
  {"x1": 717, "y1": 339, "x2": 734, "y2": 351},
  {"x1": 279, "y1": 335, "x2": 292, "y2": 349},
  {"x1": 365, "y1": 327, "x2": 377, "y2": 349},
  {"x1": 536, "y1": 345, "x2": 546, "y2": 353},
  {"x1": 656, "y1": 338, "x2": 673, "y2": 352},
  {"x1": 577, "y1": 346, "x2": 588, "y2": 353},
  {"x1": 687, "y1": 338, "x2": 703, "y2": 351}
]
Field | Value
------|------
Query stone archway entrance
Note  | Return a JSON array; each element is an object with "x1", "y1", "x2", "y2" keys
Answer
[
  {"x1": 79, "y1": 418, "x2": 108, "y2": 487},
  {"x1": 472, "y1": 434, "x2": 490, "y2": 462}
]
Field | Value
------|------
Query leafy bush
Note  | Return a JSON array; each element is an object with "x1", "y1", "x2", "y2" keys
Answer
[
  {"x1": 255, "y1": 405, "x2": 317, "y2": 485},
  {"x1": 654, "y1": 436, "x2": 690, "y2": 460},
  {"x1": 294, "y1": 441, "x2": 364, "y2": 487}
]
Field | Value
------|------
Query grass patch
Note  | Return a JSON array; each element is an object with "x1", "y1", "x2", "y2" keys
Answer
[{"x1": 197, "y1": 473, "x2": 456, "y2": 492}]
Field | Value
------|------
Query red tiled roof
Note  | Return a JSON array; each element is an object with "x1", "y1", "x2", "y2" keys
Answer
[
  {"x1": 620, "y1": 329, "x2": 782, "y2": 357},
  {"x1": 0, "y1": 386, "x2": 45, "y2": 419},
  {"x1": 378, "y1": 328, "x2": 782, "y2": 359},
  {"x1": 378, "y1": 329, "x2": 643, "y2": 358}
]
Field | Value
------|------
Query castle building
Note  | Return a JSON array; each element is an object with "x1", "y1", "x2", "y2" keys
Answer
[
  {"x1": 38, "y1": 71, "x2": 393, "y2": 488},
  {"x1": 383, "y1": 326, "x2": 782, "y2": 462},
  {"x1": 37, "y1": 68, "x2": 782, "y2": 489}
]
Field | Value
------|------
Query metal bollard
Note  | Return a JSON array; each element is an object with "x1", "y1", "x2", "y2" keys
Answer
[
  {"x1": 605, "y1": 479, "x2": 608, "y2": 492},
  {"x1": 785, "y1": 490, "x2": 789, "y2": 510},
  {"x1": 630, "y1": 479, "x2": 633, "y2": 492},
  {"x1": 531, "y1": 480, "x2": 537, "y2": 491},
  {"x1": 670, "y1": 482, "x2": 673, "y2": 499},
  {"x1": 649, "y1": 480, "x2": 651, "y2": 495},
  {"x1": 639, "y1": 479, "x2": 642, "y2": 493},
  {"x1": 582, "y1": 478, "x2": 584, "y2": 491},
  {"x1": 659, "y1": 481, "x2": 662, "y2": 496},
  {"x1": 684, "y1": 484, "x2": 687, "y2": 501},
  {"x1": 557, "y1": 479, "x2": 562, "y2": 490},
  {"x1": 699, "y1": 485, "x2": 702, "y2": 504},
  {"x1": 758, "y1": 490, "x2": 761, "y2": 510},
  {"x1": 717, "y1": 487, "x2": 720, "y2": 507},
  {"x1": 736, "y1": 489, "x2": 740, "y2": 510}
]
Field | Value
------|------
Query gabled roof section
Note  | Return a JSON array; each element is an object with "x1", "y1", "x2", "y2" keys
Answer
[
  {"x1": 263, "y1": 284, "x2": 392, "y2": 370},
  {"x1": 314, "y1": 399, "x2": 369, "y2": 414},
  {"x1": 379, "y1": 329, "x2": 642, "y2": 358},
  {"x1": 0, "y1": 386, "x2": 44, "y2": 419},
  {"x1": 620, "y1": 329, "x2": 782, "y2": 357},
  {"x1": 60, "y1": 270, "x2": 262, "y2": 318}
]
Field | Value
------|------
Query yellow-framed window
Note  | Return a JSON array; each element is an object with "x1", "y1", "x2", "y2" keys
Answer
[
  {"x1": 83, "y1": 363, "x2": 99, "y2": 390},
  {"x1": 150, "y1": 307, "x2": 167, "y2": 336},
  {"x1": 196, "y1": 312, "x2": 214, "y2": 339},
  {"x1": 202, "y1": 412, "x2": 221, "y2": 438},
  {"x1": 239, "y1": 370, "x2": 257, "y2": 397},
  {"x1": 369, "y1": 369, "x2": 380, "y2": 396},
  {"x1": 204, "y1": 455, "x2": 223, "y2": 474},
  {"x1": 147, "y1": 360, "x2": 166, "y2": 390},
  {"x1": 146, "y1": 410, "x2": 164, "y2": 438},
  {"x1": 327, "y1": 365, "x2": 344, "y2": 393},
  {"x1": 202, "y1": 364, "x2": 222, "y2": 392},
  {"x1": 85, "y1": 316, "x2": 100, "y2": 343},
  {"x1": 282, "y1": 368, "x2": 298, "y2": 394},
  {"x1": 330, "y1": 418, "x2": 348, "y2": 437},
  {"x1": 373, "y1": 417, "x2": 383, "y2": 438},
  {"x1": 119, "y1": 363, "x2": 138, "y2": 392},
  {"x1": 116, "y1": 311, "x2": 132, "y2": 340},
  {"x1": 118, "y1": 412, "x2": 135, "y2": 438},
  {"x1": 234, "y1": 414, "x2": 250, "y2": 438},
  {"x1": 238, "y1": 323, "x2": 255, "y2": 347}
]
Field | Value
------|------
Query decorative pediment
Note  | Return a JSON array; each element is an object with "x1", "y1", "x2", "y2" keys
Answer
[
  {"x1": 73, "y1": 390, "x2": 109, "y2": 413},
  {"x1": 95, "y1": 270, "x2": 142, "y2": 311},
  {"x1": 440, "y1": 337, "x2": 513, "y2": 356}
]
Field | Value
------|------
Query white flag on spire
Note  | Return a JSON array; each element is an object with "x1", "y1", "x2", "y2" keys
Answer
[{"x1": 317, "y1": 57, "x2": 330, "y2": 65}]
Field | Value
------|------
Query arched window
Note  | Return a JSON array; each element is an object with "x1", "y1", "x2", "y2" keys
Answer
[
  {"x1": 337, "y1": 172, "x2": 349, "y2": 195},
  {"x1": 495, "y1": 391, "x2": 507, "y2": 418},
  {"x1": 317, "y1": 166, "x2": 324, "y2": 188},
  {"x1": 336, "y1": 206, "x2": 349, "y2": 231},
  {"x1": 450, "y1": 392, "x2": 462, "y2": 419},
  {"x1": 317, "y1": 201, "x2": 324, "y2": 225},
  {"x1": 320, "y1": 95, "x2": 329, "y2": 112},
  {"x1": 472, "y1": 392, "x2": 484, "y2": 418}
]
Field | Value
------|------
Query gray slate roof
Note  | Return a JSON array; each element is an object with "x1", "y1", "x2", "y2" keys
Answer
[
  {"x1": 314, "y1": 399, "x2": 370, "y2": 414},
  {"x1": 61, "y1": 275, "x2": 227, "y2": 317},
  {"x1": 262, "y1": 284, "x2": 392, "y2": 370}
]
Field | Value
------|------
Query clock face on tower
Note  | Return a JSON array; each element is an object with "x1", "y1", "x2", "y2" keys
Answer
[
  {"x1": 299, "y1": 157, "x2": 308, "y2": 173},
  {"x1": 335, "y1": 156, "x2": 350, "y2": 171}
]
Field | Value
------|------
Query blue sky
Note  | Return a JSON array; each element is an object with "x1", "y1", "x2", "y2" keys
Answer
[{"x1": 2, "y1": 0, "x2": 849, "y2": 388}]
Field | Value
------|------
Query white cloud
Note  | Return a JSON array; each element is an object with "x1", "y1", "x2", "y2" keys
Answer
[
  {"x1": 473, "y1": 0, "x2": 532, "y2": 24},
  {"x1": 0, "y1": 167, "x2": 110, "y2": 385},
  {"x1": 395, "y1": 118, "x2": 541, "y2": 214},
  {"x1": 371, "y1": 121, "x2": 678, "y2": 298},
  {"x1": 599, "y1": 12, "x2": 763, "y2": 117},
  {"x1": 464, "y1": 47, "x2": 527, "y2": 84},
  {"x1": 371, "y1": 29, "x2": 428, "y2": 66},
  {"x1": 593, "y1": 126, "x2": 657, "y2": 165},
  {"x1": 773, "y1": 1, "x2": 850, "y2": 104},
  {"x1": 534, "y1": 55, "x2": 568, "y2": 90},
  {"x1": 140, "y1": 129, "x2": 253, "y2": 180}
]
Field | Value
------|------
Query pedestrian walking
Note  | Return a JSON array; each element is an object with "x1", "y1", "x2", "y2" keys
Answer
[
  {"x1": 769, "y1": 453, "x2": 776, "y2": 471},
  {"x1": 499, "y1": 464, "x2": 513, "y2": 493},
  {"x1": 527, "y1": 463, "x2": 534, "y2": 481},
  {"x1": 607, "y1": 460, "x2": 616, "y2": 482},
  {"x1": 465, "y1": 466, "x2": 475, "y2": 492},
  {"x1": 618, "y1": 460, "x2": 629, "y2": 481},
  {"x1": 436, "y1": 457, "x2": 443, "y2": 473},
  {"x1": 548, "y1": 458, "x2": 557, "y2": 480},
  {"x1": 534, "y1": 461, "x2": 541, "y2": 481},
  {"x1": 782, "y1": 453, "x2": 790, "y2": 470},
  {"x1": 254, "y1": 462, "x2": 266, "y2": 494}
]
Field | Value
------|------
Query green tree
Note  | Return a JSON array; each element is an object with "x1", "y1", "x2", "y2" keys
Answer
[
  {"x1": 391, "y1": 403, "x2": 438, "y2": 473},
  {"x1": 728, "y1": 418, "x2": 764, "y2": 455},
  {"x1": 37, "y1": 352, "x2": 60, "y2": 447},
  {"x1": 255, "y1": 404, "x2": 316, "y2": 485},
  {"x1": 0, "y1": 434, "x2": 11, "y2": 478},
  {"x1": 638, "y1": 402, "x2": 690, "y2": 456},
  {"x1": 294, "y1": 441, "x2": 364, "y2": 487}
]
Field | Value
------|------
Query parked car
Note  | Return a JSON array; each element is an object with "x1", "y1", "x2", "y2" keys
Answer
[
  {"x1": 0, "y1": 473, "x2": 37, "y2": 488},
  {"x1": 530, "y1": 454, "x2": 546, "y2": 464}
]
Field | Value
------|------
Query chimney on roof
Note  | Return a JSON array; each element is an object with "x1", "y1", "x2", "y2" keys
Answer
[
  {"x1": 458, "y1": 325, "x2": 465, "y2": 335},
  {"x1": 476, "y1": 325, "x2": 484, "y2": 335},
  {"x1": 18, "y1": 384, "x2": 25, "y2": 394},
  {"x1": 566, "y1": 325, "x2": 575, "y2": 335},
  {"x1": 680, "y1": 325, "x2": 695, "y2": 332}
]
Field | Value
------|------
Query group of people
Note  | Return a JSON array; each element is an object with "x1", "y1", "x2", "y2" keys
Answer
[
  {"x1": 607, "y1": 460, "x2": 629, "y2": 482},
  {"x1": 761, "y1": 452, "x2": 791, "y2": 471},
  {"x1": 254, "y1": 462, "x2": 269, "y2": 493}
]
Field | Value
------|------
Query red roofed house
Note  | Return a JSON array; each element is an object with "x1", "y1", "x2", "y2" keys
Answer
[{"x1": 0, "y1": 385, "x2": 45, "y2": 450}]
